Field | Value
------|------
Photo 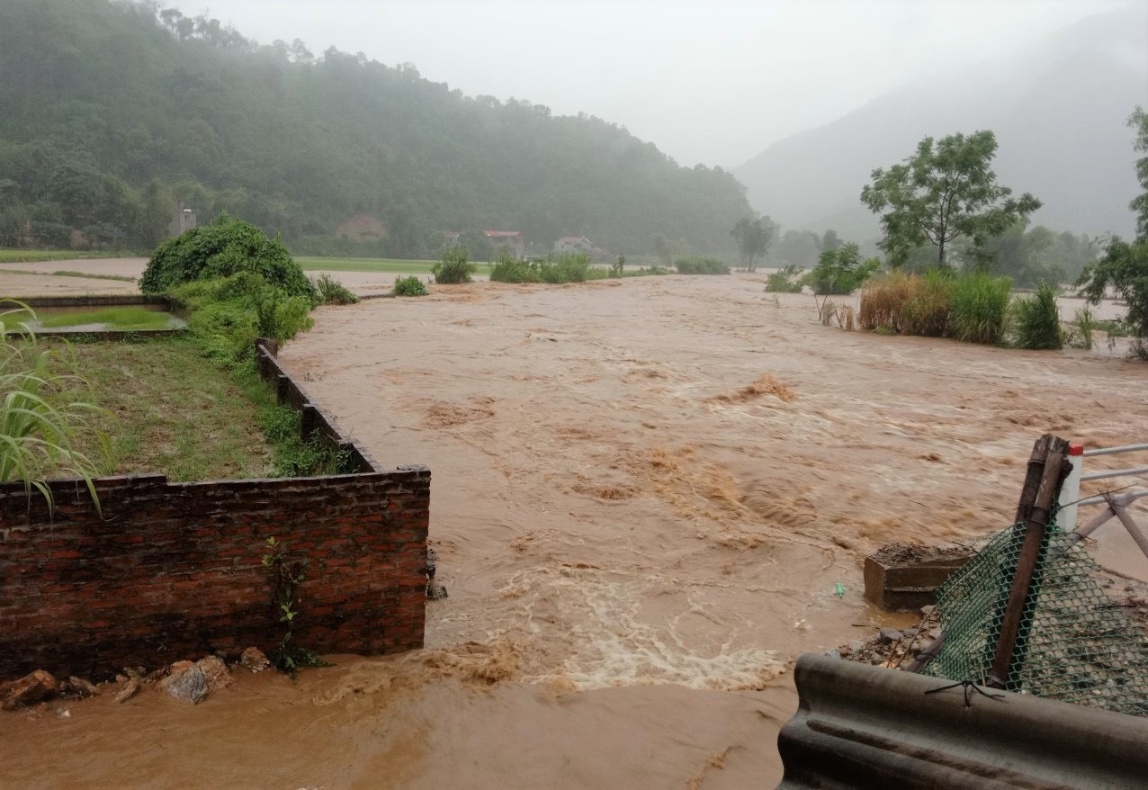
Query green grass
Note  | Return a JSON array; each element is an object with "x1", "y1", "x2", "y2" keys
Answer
[
  {"x1": 39, "y1": 306, "x2": 174, "y2": 330},
  {"x1": 0, "y1": 250, "x2": 130, "y2": 263},
  {"x1": 43, "y1": 337, "x2": 275, "y2": 481},
  {"x1": 297, "y1": 256, "x2": 493, "y2": 275}
]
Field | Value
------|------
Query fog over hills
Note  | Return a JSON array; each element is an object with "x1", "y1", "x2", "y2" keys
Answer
[{"x1": 734, "y1": 7, "x2": 1148, "y2": 243}]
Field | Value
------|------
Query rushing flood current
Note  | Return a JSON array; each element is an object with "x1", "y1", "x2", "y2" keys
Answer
[{"x1": 1, "y1": 271, "x2": 1145, "y2": 788}]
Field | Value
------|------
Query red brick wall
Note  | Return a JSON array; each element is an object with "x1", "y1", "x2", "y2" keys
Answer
[{"x1": 0, "y1": 467, "x2": 430, "y2": 680}]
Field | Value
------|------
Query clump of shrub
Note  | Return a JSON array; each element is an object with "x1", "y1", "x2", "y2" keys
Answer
[
  {"x1": 142, "y1": 214, "x2": 316, "y2": 303},
  {"x1": 675, "y1": 256, "x2": 730, "y2": 275},
  {"x1": 489, "y1": 252, "x2": 597, "y2": 284},
  {"x1": 860, "y1": 270, "x2": 1012, "y2": 345},
  {"x1": 490, "y1": 253, "x2": 540, "y2": 283},
  {"x1": 432, "y1": 245, "x2": 476, "y2": 284},
  {"x1": 393, "y1": 276, "x2": 428, "y2": 296},
  {"x1": 900, "y1": 269, "x2": 954, "y2": 337},
  {"x1": 949, "y1": 273, "x2": 1012, "y2": 345},
  {"x1": 169, "y1": 272, "x2": 314, "y2": 362},
  {"x1": 311, "y1": 273, "x2": 359, "y2": 305},
  {"x1": 765, "y1": 264, "x2": 804, "y2": 293},
  {"x1": 1012, "y1": 281, "x2": 1065, "y2": 349}
]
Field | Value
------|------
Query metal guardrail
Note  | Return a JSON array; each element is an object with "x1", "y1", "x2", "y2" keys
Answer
[
  {"x1": 1058, "y1": 442, "x2": 1147, "y2": 533},
  {"x1": 777, "y1": 654, "x2": 1148, "y2": 789}
]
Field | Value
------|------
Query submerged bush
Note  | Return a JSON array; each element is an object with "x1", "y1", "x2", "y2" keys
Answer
[
  {"x1": 675, "y1": 256, "x2": 730, "y2": 275},
  {"x1": 393, "y1": 276, "x2": 428, "y2": 296},
  {"x1": 949, "y1": 273, "x2": 1011, "y2": 344},
  {"x1": 142, "y1": 214, "x2": 316, "y2": 303},
  {"x1": 765, "y1": 265, "x2": 804, "y2": 293},
  {"x1": 432, "y1": 245, "x2": 476, "y2": 284},
  {"x1": 489, "y1": 253, "x2": 539, "y2": 283},
  {"x1": 1013, "y1": 281, "x2": 1064, "y2": 350},
  {"x1": 312, "y1": 273, "x2": 359, "y2": 305}
]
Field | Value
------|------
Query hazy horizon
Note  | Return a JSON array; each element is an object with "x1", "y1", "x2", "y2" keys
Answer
[{"x1": 162, "y1": 0, "x2": 1129, "y2": 168}]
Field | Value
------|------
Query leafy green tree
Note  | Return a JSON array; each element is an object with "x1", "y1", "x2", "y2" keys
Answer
[
  {"x1": 1077, "y1": 107, "x2": 1148, "y2": 358},
  {"x1": 730, "y1": 215, "x2": 775, "y2": 271},
  {"x1": 805, "y1": 243, "x2": 880, "y2": 296},
  {"x1": 775, "y1": 229, "x2": 820, "y2": 268},
  {"x1": 819, "y1": 230, "x2": 842, "y2": 253},
  {"x1": 861, "y1": 130, "x2": 1041, "y2": 267},
  {"x1": 1130, "y1": 106, "x2": 1148, "y2": 239}
]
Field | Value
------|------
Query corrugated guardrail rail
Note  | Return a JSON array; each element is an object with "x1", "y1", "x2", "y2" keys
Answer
[{"x1": 777, "y1": 654, "x2": 1148, "y2": 789}]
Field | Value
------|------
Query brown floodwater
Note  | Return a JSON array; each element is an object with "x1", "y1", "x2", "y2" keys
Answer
[{"x1": 1, "y1": 273, "x2": 1146, "y2": 788}]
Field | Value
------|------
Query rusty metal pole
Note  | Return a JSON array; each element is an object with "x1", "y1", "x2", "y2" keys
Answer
[{"x1": 987, "y1": 434, "x2": 1070, "y2": 689}]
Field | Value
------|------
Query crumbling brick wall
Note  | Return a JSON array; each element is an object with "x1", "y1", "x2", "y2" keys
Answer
[{"x1": 0, "y1": 467, "x2": 429, "y2": 680}]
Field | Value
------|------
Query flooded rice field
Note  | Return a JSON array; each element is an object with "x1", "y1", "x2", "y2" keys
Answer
[{"x1": 1, "y1": 272, "x2": 1145, "y2": 788}]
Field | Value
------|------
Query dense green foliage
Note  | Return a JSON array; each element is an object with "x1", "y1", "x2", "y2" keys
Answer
[
  {"x1": 1012, "y1": 282, "x2": 1065, "y2": 350},
  {"x1": 141, "y1": 215, "x2": 316, "y2": 300},
  {"x1": 169, "y1": 272, "x2": 314, "y2": 361},
  {"x1": 393, "y1": 276, "x2": 428, "y2": 296},
  {"x1": 0, "y1": 0, "x2": 752, "y2": 257},
  {"x1": 962, "y1": 221, "x2": 1097, "y2": 286},
  {"x1": 432, "y1": 246, "x2": 476, "y2": 284},
  {"x1": 861, "y1": 131, "x2": 1041, "y2": 267},
  {"x1": 674, "y1": 257, "x2": 730, "y2": 275},
  {"x1": 804, "y1": 243, "x2": 880, "y2": 295},
  {"x1": 1078, "y1": 107, "x2": 1148, "y2": 358}
]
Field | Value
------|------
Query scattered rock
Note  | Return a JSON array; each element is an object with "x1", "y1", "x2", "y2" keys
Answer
[
  {"x1": 159, "y1": 656, "x2": 232, "y2": 703},
  {"x1": 161, "y1": 665, "x2": 207, "y2": 704},
  {"x1": 427, "y1": 581, "x2": 449, "y2": 600},
  {"x1": 0, "y1": 670, "x2": 59, "y2": 711},
  {"x1": 197, "y1": 656, "x2": 232, "y2": 693},
  {"x1": 240, "y1": 647, "x2": 270, "y2": 673},
  {"x1": 66, "y1": 676, "x2": 100, "y2": 698},
  {"x1": 878, "y1": 628, "x2": 904, "y2": 644},
  {"x1": 114, "y1": 678, "x2": 141, "y2": 704}
]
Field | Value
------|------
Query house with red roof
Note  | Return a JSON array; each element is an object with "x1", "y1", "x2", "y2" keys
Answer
[{"x1": 483, "y1": 230, "x2": 525, "y2": 258}]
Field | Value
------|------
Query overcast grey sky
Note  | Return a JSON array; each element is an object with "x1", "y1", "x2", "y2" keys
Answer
[{"x1": 166, "y1": 0, "x2": 1128, "y2": 168}]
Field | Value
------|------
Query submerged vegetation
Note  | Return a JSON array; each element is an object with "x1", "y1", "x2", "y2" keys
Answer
[
  {"x1": 393, "y1": 276, "x2": 429, "y2": 296},
  {"x1": 859, "y1": 270, "x2": 1012, "y2": 346}
]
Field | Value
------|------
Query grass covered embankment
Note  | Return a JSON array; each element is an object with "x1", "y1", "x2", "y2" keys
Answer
[{"x1": 42, "y1": 336, "x2": 341, "y2": 481}]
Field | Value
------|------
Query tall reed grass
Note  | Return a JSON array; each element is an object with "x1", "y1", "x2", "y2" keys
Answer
[
  {"x1": 1012, "y1": 281, "x2": 1065, "y2": 350},
  {"x1": 860, "y1": 270, "x2": 1012, "y2": 345}
]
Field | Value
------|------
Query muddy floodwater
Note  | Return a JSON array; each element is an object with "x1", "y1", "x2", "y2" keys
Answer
[{"x1": 1, "y1": 273, "x2": 1146, "y2": 788}]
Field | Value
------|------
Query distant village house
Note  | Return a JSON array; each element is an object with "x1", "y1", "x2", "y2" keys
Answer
[
  {"x1": 553, "y1": 235, "x2": 595, "y2": 255},
  {"x1": 483, "y1": 230, "x2": 525, "y2": 258}
]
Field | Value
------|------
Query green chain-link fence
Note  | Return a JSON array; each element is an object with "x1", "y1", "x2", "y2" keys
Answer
[{"x1": 925, "y1": 520, "x2": 1148, "y2": 717}]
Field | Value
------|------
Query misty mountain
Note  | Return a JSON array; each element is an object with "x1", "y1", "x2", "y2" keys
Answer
[
  {"x1": 0, "y1": 0, "x2": 750, "y2": 257},
  {"x1": 734, "y1": 7, "x2": 1148, "y2": 244}
]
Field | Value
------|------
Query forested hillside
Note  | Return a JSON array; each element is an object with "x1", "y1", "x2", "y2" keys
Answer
[
  {"x1": 734, "y1": 7, "x2": 1148, "y2": 243},
  {"x1": 0, "y1": 0, "x2": 751, "y2": 257}
]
